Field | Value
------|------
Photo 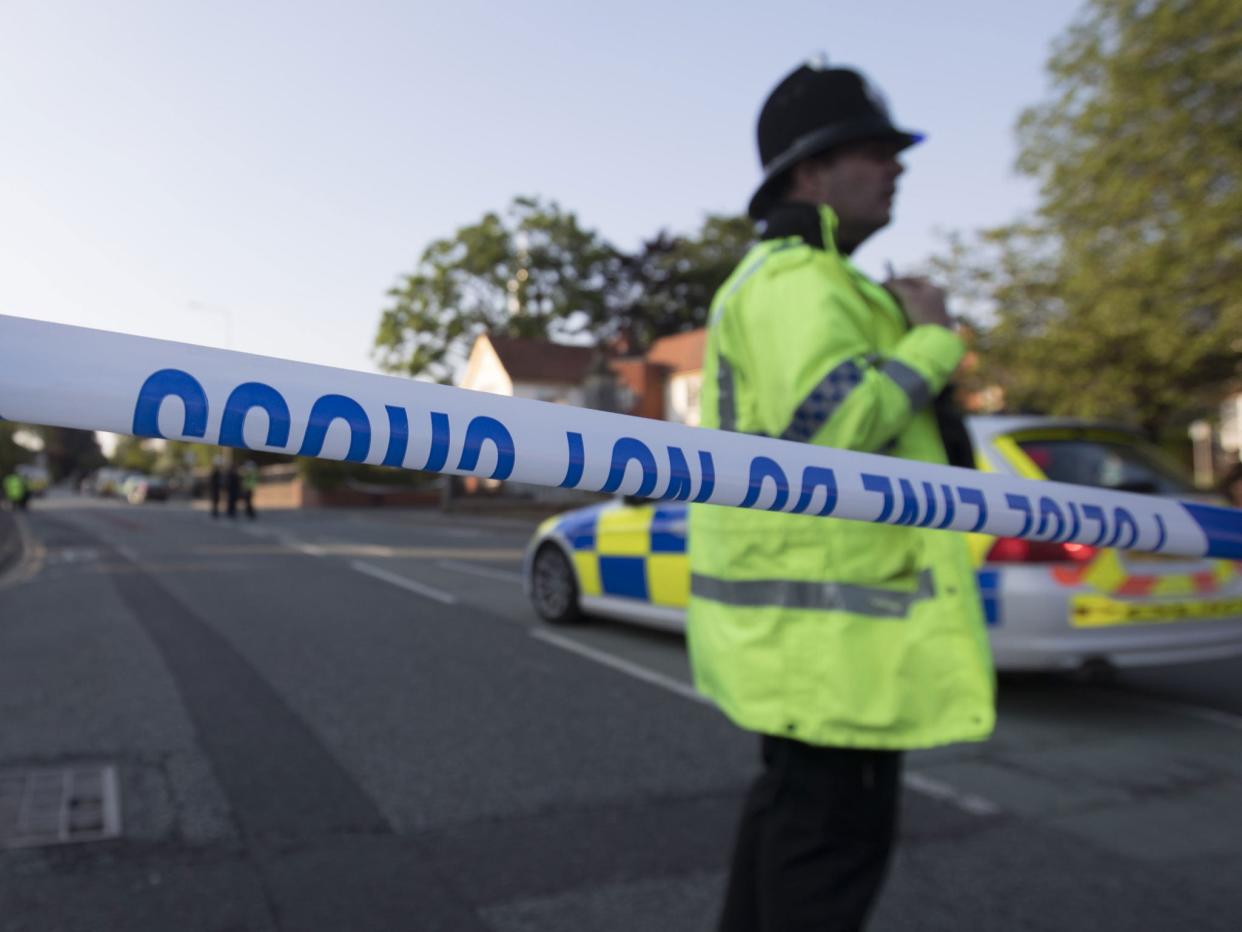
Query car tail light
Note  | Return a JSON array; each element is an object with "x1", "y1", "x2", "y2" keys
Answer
[{"x1": 986, "y1": 537, "x2": 1098, "y2": 564}]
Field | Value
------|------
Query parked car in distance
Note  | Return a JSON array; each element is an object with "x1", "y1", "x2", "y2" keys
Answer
[
  {"x1": 123, "y1": 474, "x2": 170, "y2": 504},
  {"x1": 524, "y1": 416, "x2": 1242, "y2": 676},
  {"x1": 83, "y1": 467, "x2": 128, "y2": 497},
  {"x1": 15, "y1": 464, "x2": 50, "y2": 497}
]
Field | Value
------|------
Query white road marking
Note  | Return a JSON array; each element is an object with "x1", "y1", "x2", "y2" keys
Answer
[
  {"x1": 0, "y1": 514, "x2": 45, "y2": 590},
  {"x1": 329, "y1": 542, "x2": 395, "y2": 557},
  {"x1": 532, "y1": 627, "x2": 1003, "y2": 818},
  {"x1": 277, "y1": 535, "x2": 326, "y2": 557},
  {"x1": 246, "y1": 537, "x2": 522, "y2": 560},
  {"x1": 115, "y1": 543, "x2": 141, "y2": 563},
  {"x1": 1100, "y1": 690, "x2": 1242, "y2": 733},
  {"x1": 531, "y1": 628, "x2": 708, "y2": 704},
  {"x1": 351, "y1": 560, "x2": 458, "y2": 605},
  {"x1": 437, "y1": 560, "x2": 523, "y2": 584},
  {"x1": 901, "y1": 771, "x2": 1002, "y2": 817}
]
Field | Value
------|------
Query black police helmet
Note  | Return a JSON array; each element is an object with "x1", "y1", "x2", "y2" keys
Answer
[{"x1": 748, "y1": 62, "x2": 924, "y2": 220}]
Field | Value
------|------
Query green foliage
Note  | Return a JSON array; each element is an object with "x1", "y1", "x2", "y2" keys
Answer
[
  {"x1": 111, "y1": 436, "x2": 159, "y2": 474},
  {"x1": 157, "y1": 442, "x2": 289, "y2": 477},
  {"x1": 375, "y1": 197, "x2": 754, "y2": 380},
  {"x1": 160, "y1": 441, "x2": 219, "y2": 473},
  {"x1": 0, "y1": 423, "x2": 35, "y2": 478},
  {"x1": 36, "y1": 427, "x2": 106, "y2": 481},
  {"x1": 935, "y1": 0, "x2": 1242, "y2": 438},
  {"x1": 616, "y1": 215, "x2": 756, "y2": 348},
  {"x1": 930, "y1": 224, "x2": 1073, "y2": 414},
  {"x1": 374, "y1": 196, "x2": 623, "y2": 383}
]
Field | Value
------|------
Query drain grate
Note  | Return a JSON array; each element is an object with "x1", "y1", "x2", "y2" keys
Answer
[{"x1": 0, "y1": 764, "x2": 122, "y2": 849}]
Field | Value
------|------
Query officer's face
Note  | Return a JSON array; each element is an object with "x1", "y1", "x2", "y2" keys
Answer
[{"x1": 793, "y1": 140, "x2": 906, "y2": 250}]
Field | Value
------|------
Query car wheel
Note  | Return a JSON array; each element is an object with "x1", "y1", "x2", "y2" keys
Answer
[{"x1": 531, "y1": 544, "x2": 582, "y2": 625}]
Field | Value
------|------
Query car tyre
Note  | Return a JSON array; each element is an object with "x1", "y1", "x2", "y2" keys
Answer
[{"x1": 531, "y1": 544, "x2": 583, "y2": 625}]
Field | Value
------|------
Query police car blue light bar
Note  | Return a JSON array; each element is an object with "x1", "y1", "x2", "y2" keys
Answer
[{"x1": 1, "y1": 313, "x2": 1238, "y2": 559}]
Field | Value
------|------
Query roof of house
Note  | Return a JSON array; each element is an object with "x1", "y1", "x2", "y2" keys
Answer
[
  {"x1": 484, "y1": 334, "x2": 597, "y2": 385},
  {"x1": 646, "y1": 329, "x2": 705, "y2": 374}
]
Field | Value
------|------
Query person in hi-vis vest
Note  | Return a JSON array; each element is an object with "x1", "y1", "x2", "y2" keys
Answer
[{"x1": 689, "y1": 60, "x2": 996, "y2": 932}]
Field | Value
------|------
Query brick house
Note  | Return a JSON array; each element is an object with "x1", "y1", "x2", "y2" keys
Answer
[
  {"x1": 645, "y1": 329, "x2": 705, "y2": 426},
  {"x1": 460, "y1": 330, "x2": 706, "y2": 424}
]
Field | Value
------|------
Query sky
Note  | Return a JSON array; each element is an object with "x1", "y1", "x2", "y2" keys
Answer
[{"x1": 2, "y1": 0, "x2": 1087, "y2": 381}]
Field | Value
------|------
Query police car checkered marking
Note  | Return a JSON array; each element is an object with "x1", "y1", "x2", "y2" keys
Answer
[
  {"x1": 977, "y1": 570, "x2": 1001, "y2": 627},
  {"x1": 557, "y1": 503, "x2": 1039, "y2": 619},
  {"x1": 555, "y1": 505, "x2": 689, "y2": 605},
  {"x1": 559, "y1": 512, "x2": 597, "y2": 551},
  {"x1": 600, "y1": 556, "x2": 648, "y2": 599},
  {"x1": 650, "y1": 505, "x2": 687, "y2": 553}
]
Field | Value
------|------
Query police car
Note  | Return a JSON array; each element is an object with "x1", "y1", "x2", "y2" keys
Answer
[{"x1": 524, "y1": 416, "x2": 1242, "y2": 674}]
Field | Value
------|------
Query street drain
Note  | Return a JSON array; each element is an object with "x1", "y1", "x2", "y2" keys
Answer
[{"x1": 0, "y1": 764, "x2": 122, "y2": 849}]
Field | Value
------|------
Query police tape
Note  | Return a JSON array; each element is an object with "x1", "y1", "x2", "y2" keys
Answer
[{"x1": 1, "y1": 313, "x2": 1238, "y2": 559}]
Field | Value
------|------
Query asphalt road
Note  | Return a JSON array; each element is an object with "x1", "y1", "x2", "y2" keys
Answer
[{"x1": 1, "y1": 495, "x2": 1240, "y2": 931}]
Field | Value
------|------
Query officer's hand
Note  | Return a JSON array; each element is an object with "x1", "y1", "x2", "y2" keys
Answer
[{"x1": 884, "y1": 277, "x2": 951, "y2": 329}]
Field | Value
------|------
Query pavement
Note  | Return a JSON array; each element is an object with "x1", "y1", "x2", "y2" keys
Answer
[
  {"x1": 1, "y1": 495, "x2": 1240, "y2": 930},
  {"x1": 0, "y1": 508, "x2": 22, "y2": 578}
]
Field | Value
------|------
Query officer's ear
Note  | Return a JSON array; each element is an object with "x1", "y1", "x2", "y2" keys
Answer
[{"x1": 788, "y1": 152, "x2": 837, "y2": 203}]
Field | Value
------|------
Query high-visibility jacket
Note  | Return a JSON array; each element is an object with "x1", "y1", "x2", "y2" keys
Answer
[
  {"x1": 687, "y1": 204, "x2": 995, "y2": 750},
  {"x1": 4, "y1": 473, "x2": 25, "y2": 503}
]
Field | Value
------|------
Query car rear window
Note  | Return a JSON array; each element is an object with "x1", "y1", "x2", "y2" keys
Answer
[{"x1": 1013, "y1": 434, "x2": 1195, "y2": 495}]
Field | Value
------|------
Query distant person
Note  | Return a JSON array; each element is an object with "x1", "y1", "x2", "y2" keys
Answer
[
  {"x1": 226, "y1": 463, "x2": 241, "y2": 519},
  {"x1": 208, "y1": 459, "x2": 224, "y2": 518},
  {"x1": 688, "y1": 59, "x2": 995, "y2": 931},
  {"x1": 4, "y1": 471, "x2": 27, "y2": 511},
  {"x1": 241, "y1": 460, "x2": 259, "y2": 519}
]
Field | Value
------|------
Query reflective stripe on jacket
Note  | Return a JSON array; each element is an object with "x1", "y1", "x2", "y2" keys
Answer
[{"x1": 687, "y1": 204, "x2": 996, "y2": 750}]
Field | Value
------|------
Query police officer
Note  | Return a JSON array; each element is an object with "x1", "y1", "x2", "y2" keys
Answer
[
  {"x1": 241, "y1": 460, "x2": 259, "y2": 519},
  {"x1": 688, "y1": 61, "x2": 996, "y2": 931},
  {"x1": 208, "y1": 457, "x2": 224, "y2": 518},
  {"x1": 4, "y1": 471, "x2": 28, "y2": 511},
  {"x1": 225, "y1": 463, "x2": 242, "y2": 518}
]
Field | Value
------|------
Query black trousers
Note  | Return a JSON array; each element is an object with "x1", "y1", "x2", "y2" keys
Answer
[{"x1": 719, "y1": 735, "x2": 903, "y2": 932}]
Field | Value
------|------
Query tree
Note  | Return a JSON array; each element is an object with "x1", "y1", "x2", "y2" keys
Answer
[
  {"x1": 0, "y1": 422, "x2": 35, "y2": 478},
  {"x1": 930, "y1": 223, "x2": 1073, "y2": 416},
  {"x1": 374, "y1": 196, "x2": 623, "y2": 382},
  {"x1": 159, "y1": 440, "x2": 220, "y2": 475},
  {"x1": 374, "y1": 195, "x2": 755, "y2": 380},
  {"x1": 614, "y1": 214, "x2": 755, "y2": 349},
  {"x1": 111, "y1": 436, "x2": 159, "y2": 474},
  {"x1": 935, "y1": 0, "x2": 1242, "y2": 440},
  {"x1": 35, "y1": 427, "x2": 106, "y2": 482}
]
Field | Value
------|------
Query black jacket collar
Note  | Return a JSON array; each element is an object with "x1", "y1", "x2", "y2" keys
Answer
[{"x1": 760, "y1": 202, "x2": 826, "y2": 250}]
